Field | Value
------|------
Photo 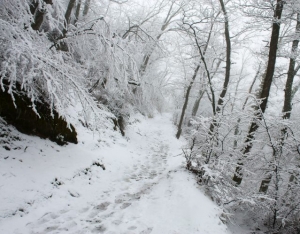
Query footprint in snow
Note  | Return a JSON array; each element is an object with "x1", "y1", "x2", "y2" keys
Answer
[
  {"x1": 140, "y1": 227, "x2": 153, "y2": 234},
  {"x1": 128, "y1": 226, "x2": 137, "y2": 230},
  {"x1": 37, "y1": 212, "x2": 58, "y2": 225},
  {"x1": 44, "y1": 225, "x2": 59, "y2": 232},
  {"x1": 91, "y1": 225, "x2": 106, "y2": 233},
  {"x1": 112, "y1": 219, "x2": 122, "y2": 226},
  {"x1": 95, "y1": 201, "x2": 111, "y2": 211},
  {"x1": 120, "y1": 202, "x2": 131, "y2": 209}
]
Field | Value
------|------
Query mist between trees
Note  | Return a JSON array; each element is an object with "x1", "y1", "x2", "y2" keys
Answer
[{"x1": 1, "y1": 0, "x2": 300, "y2": 233}]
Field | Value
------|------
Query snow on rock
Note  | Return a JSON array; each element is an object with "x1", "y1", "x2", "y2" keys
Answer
[{"x1": 0, "y1": 114, "x2": 231, "y2": 234}]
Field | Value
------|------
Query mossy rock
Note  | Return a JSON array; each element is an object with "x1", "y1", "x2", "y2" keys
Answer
[{"x1": 0, "y1": 88, "x2": 77, "y2": 145}]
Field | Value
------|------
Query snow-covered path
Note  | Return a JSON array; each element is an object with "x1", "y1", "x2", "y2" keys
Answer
[{"x1": 0, "y1": 114, "x2": 230, "y2": 234}]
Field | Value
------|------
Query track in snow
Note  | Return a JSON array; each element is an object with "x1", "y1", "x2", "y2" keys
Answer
[{"x1": 0, "y1": 114, "x2": 230, "y2": 234}]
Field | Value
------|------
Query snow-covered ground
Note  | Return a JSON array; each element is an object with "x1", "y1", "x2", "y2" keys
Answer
[{"x1": 0, "y1": 113, "x2": 231, "y2": 234}]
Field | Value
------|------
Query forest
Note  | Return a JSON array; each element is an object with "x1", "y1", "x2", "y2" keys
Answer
[{"x1": 1, "y1": 0, "x2": 300, "y2": 233}]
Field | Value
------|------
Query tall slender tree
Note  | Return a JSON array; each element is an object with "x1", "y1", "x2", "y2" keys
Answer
[
  {"x1": 176, "y1": 16, "x2": 216, "y2": 139},
  {"x1": 259, "y1": 13, "x2": 300, "y2": 193},
  {"x1": 233, "y1": 0, "x2": 285, "y2": 185}
]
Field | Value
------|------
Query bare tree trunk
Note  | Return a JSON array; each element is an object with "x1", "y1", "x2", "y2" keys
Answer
[
  {"x1": 31, "y1": 8, "x2": 46, "y2": 31},
  {"x1": 282, "y1": 14, "x2": 300, "y2": 120},
  {"x1": 74, "y1": 0, "x2": 82, "y2": 25},
  {"x1": 31, "y1": 0, "x2": 53, "y2": 31},
  {"x1": 139, "y1": 1, "x2": 183, "y2": 75},
  {"x1": 175, "y1": 14, "x2": 217, "y2": 139},
  {"x1": 190, "y1": 25, "x2": 221, "y2": 119},
  {"x1": 176, "y1": 65, "x2": 200, "y2": 139},
  {"x1": 64, "y1": 0, "x2": 76, "y2": 31},
  {"x1": 189, "y1": 23, "x2": 216, "y2": 116},
  {"x1": 215, "y1": 0, "x2": 231, "y2": 114},
  {"x1": 191, "y1": 88, "x2": 205, "y2": 117},
  {"x1": 83, "y1": 0, "x2": 91, "y2": 16},
  {"x1": 233, "y1": 0, "x2": 285, "y2": 185},
  {"x1": 206, "y1": 0, "x2": 231, "y2": 139},
  {"x1": 139, "y1": 34, "x2": 162, "y2": 76},
  {"x1": 233, "y1": 64, "x2": 260, "y2": 149},
  {"x1": 55, "y1": 0, "x2": 76, "y2": 51},
  {"x1": 259, "y1": 13, "x2": 300, "y2": 193}
]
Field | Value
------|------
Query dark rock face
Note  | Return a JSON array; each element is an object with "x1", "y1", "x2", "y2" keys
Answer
[{"x1": 0, "y1": 88, "x2": 77, "y2": 145}]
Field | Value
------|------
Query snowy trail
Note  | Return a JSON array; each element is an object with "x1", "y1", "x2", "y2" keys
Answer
[{"x1": 0, "y1": 114, "x2": 230, "y2": 234}]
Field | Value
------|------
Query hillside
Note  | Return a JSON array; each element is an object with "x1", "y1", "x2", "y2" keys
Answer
[{"x1": 0, "y1": 114, "x2": 231, "y2": 234}]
